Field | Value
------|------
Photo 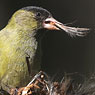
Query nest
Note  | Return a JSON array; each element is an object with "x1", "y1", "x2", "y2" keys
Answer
[
  {"x1": 9, "y1": 71, "x2": 75, "y2": 95},
  {"x1": 1, "y1": 71, "x2": 95, "y2": 95}
]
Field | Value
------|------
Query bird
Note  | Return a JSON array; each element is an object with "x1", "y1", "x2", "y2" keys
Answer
[{"x1": 0, "y1": 6, "x2": 89, "y2": 93}]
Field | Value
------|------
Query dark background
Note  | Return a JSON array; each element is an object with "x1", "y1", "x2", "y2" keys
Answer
[{"x1": 0, "y1": 0, "x2": 94, "y2": 79}]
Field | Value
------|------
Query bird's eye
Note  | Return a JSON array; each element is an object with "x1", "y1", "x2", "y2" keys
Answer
[{"x1": 36, "y1": 12, "x2": 41, "y2": 17}]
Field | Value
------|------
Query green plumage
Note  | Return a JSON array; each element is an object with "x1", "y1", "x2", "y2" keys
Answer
[
  {"x1": 0, "y1": 6, "x2": 88, "y2": 94},
  {"x1": 0, "y1": 9, "x2": 42, "y2": 92}
]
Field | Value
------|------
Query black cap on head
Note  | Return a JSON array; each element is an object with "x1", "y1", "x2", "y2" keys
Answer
[
  {"x1": 21, "y1": 6, "x2": 52, "y2": 21},
  {"x1": 21, "y1": 6, "x2": 89, "y2": 37}
]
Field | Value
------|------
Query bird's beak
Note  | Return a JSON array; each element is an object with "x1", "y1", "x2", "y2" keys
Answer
[
  {"x1": 43, "y1": 17, "x2": 62, "y2": 30},
  {"x1": 43, "y1": 17, "x2": 89, "y2": 37}
]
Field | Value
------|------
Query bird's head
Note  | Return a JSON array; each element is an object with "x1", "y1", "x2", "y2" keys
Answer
[{"x1": 8, "y1": 6, "x2": 89, "y2": 37}]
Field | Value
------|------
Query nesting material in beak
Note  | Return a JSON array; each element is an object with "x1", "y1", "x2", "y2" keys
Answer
[{"x1": 43, "y1": 17, "x2": 90, "y2": 37}]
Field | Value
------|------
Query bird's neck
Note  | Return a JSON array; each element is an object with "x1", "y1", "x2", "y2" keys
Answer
[
  {"x1": 17, "y1": 27, "x2": 39, "y2": 57},
  {"x1": 4, "y1": 22, "x2": 39, "y2": 58},
  {"x1": 5, "y1": 18, "x2": 43, "y2": 62}
]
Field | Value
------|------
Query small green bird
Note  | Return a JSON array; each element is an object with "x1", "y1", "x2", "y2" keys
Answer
[{"x1": 0, "y1": 6, "x2": 89, "y2": 93}]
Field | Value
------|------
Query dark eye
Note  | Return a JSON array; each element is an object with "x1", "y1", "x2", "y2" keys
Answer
[{"x1": 36, "y1": 12, "x2": 41, "y2": 17}]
